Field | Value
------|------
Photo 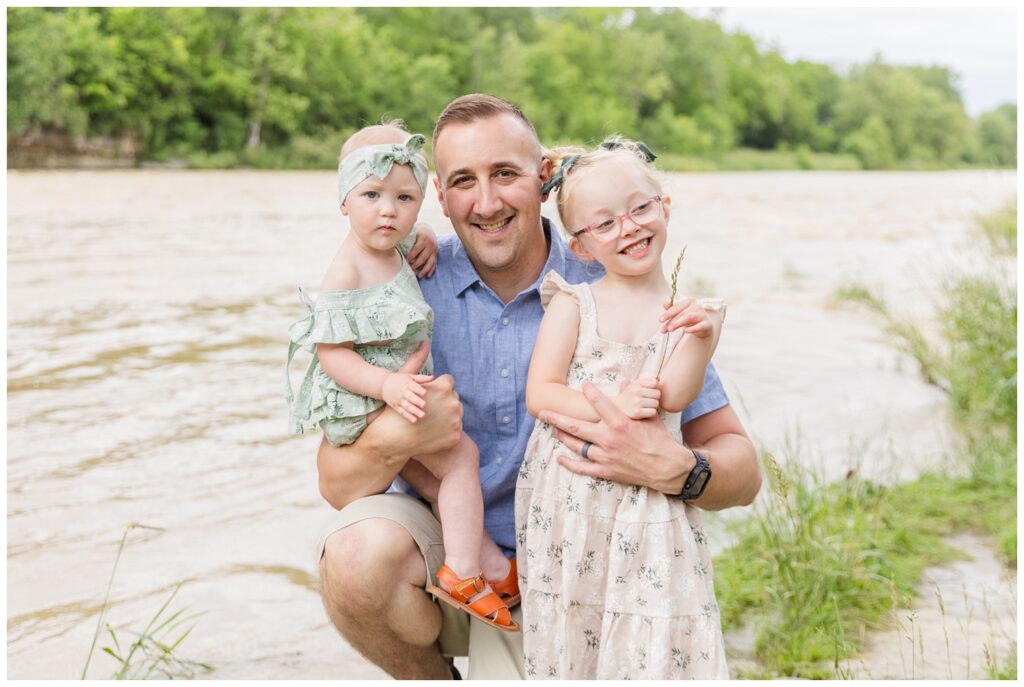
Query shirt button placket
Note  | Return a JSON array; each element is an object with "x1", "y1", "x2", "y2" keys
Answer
[{"x1": 497, "y1": 309, "x2": 514, "y2": 438}]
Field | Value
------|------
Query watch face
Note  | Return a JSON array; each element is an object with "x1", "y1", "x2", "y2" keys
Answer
[{"x1": 690, "y1": 469, "x2": 710, "y2": 494}]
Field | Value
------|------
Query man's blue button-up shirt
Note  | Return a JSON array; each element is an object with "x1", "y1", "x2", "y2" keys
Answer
[{"x1": 394, "y1": 219, "x2": 729, "y2": 553}]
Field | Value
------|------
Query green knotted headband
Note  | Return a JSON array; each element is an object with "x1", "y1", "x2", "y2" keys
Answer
[{"x1": 338, "y1": 133, "x2": 429, "y2": 205}]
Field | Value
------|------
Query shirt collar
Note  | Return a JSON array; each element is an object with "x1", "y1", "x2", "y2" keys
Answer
[{"x1": 450, "y1": 217, "x2": 569, "y2": 298}]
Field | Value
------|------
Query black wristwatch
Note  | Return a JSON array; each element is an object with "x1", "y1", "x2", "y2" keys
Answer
[{"x1": 675, "y1": 449, "x2": 711, "y2": 501}]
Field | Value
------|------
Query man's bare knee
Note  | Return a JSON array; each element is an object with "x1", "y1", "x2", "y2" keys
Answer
[
  {"x1": 318, "y1": 518, "x2": 449, "y2": 677},
  {"x1": 321, "y1": 519, "x2": 423, "y2": 617}
]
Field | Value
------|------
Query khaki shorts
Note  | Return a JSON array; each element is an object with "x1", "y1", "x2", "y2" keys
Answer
[{"x1": 317, "y1": 493, "x2": 524, "y2": 679}]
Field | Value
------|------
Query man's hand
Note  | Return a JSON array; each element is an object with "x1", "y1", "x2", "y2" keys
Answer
[
  {"x1": 407, "y1": 221, "x2": 438, "y2": 278},
  {"x1": 611, "y1": 378, "x2": 661, "y2": 419},
  {"x1": 381, "y1": 371, "x2": 433, "y2": 422},
  {"x1": 540, "y1": 381, "x2": 693, "y2": 493},
  {"x1": 372, "y1": 341, "x2": 462, "y2": 457},
  {"x1": 316, "y1": 341, "x2": 463, "y2": 509}
]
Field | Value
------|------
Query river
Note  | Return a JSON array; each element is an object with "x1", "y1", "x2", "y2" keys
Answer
[{"x1": 6, "y1": 169, "x2": 1015, "y2": 678}]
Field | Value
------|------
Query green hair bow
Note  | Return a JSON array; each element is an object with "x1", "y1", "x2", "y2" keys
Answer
[{"x1": 338, "y1": 133, "x2": 429, "y2": 205}]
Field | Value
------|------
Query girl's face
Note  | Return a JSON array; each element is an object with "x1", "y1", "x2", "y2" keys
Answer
[
  {"x1": 565, "y1": 160, "x2": 671, "y2": 277},
  {"x1": 341, "y1": 163, "x2": 424, "y2": 253}
]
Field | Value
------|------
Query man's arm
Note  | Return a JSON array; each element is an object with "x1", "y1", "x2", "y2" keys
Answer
[
  {"x1": 316, "y1": 344, "x2": 463, "y2": 510},
  {"x1": 677, "y1": 403, "x2": 761, "y2": 510},
  {"x1": 540, "y1": 382, "x2": 761, "y2": 511}
]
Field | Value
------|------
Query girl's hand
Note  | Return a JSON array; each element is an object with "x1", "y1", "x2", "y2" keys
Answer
[
  {"x1": 611, "y1": 378, "x2": 661, "y2": 419},
  {"x1": 407, "y1": 221, "x2": 438, "y2": 278},
  {"x1": 382, "y1": 371, "x2": 435, "y2": 423},
  {"x1": 659, "y1": 296, "x2": 722, "y2": 338}
]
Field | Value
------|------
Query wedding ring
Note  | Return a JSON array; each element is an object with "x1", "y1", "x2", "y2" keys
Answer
[{"x1": 581, "y1": 441, "x2": 592, "y2": 460}]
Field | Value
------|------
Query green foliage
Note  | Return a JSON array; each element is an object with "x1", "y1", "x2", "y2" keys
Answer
[
  {"x1": 102, "y1": 585, "x2": 211, "y2": 679},
  {"x1": 6, "y1": 8, "x2": 1014, "y2": 168},
  {"x1": 978, "y1": 202, "x2": 1017, "y2": 255},
  {"x1": 720, "y1": 205, "x2": 1017, "y2": 676},
  {"x1": 841, "y1": 115, "x2": 896, "y2": 170},
  {"x1": 970, "y1": 104, "x2": 1018, "y2": 166},
  {"x1": 835, "y1": 59, "x2": 974, "y2": 168},
  {"x1": 83, "y1": 523, "x2": 211, "y2": 680},
  {"x1": 715, "y1": 455, "x2": 957, "y2": 678},
  {"x1": 987, "y1": 646, "x2": 1017, "y2": 680}
]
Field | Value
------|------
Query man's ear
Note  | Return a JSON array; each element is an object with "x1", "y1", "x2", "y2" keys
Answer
[
  {"x1": 568, "y1": 236, "x2": 595, "y2": 262},
  {"x1": 434, "y1": 177, "x2": 450, "y2": 218},
  {"x1": 538, "y1": 156, "x2": 553, "y2": 201}
]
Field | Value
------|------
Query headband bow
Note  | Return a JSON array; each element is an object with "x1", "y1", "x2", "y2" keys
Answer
[
  {"x1": 599, "y1": 138, "x2": 657, "y2": 163},
  {"x1": 540, "y1": 139, "x2": 657, "y2": 197},
  {"x1": 338, "y1": 133, "x2": 429, "y2": 205},
  {"x1": 540, "y1": 153, "x2": 580, "y2": 196}
]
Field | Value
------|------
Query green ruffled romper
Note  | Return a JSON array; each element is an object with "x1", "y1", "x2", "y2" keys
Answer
[{"x1": 286, "y1": 238, "x2": 433, "y2": 446}]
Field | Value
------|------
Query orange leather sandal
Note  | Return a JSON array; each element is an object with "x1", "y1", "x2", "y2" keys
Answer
[
  {"x1": 488, "y1": 558, "x2": 520, "y2": 609},
  {"x1": 426, "y1": 565, "x2": 519, "y2": 633}
]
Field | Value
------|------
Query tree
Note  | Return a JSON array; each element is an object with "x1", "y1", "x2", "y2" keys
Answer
[
  {"x1": 841, "y1": 114, "x2": 894, "y2": 169},
  {"x1": 972, "y1": 104, "x2": 1017, "y2": 166}
]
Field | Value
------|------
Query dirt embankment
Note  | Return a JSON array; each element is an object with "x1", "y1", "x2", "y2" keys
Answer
[{"x1": 8, "y1": 130, "x2": 139, "y2": 168}]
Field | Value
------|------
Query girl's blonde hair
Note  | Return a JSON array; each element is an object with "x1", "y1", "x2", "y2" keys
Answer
[
  {"x1": 543, "y1": 136, "x2": 664, "y2": 234},
  {"x1": 339, "y1": 117, "x2": 411, "y2": 161}
]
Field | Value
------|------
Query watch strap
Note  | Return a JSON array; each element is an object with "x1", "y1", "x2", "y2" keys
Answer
[{"x1": 679, "y1": 449, "x2": 711, "y2": 500}]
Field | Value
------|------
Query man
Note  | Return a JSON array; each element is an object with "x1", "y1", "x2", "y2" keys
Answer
[{"x1": 315, "y1": 94, "x2": 761, "y2": 679}]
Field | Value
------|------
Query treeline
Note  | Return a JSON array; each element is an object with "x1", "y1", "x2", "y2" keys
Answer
[{"x1": 6, "y1": 7, "x2": 1016, "y2": 169}]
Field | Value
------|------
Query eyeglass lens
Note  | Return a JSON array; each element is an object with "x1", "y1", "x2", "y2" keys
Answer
[{"x1": 591, "y1": 197, "x2": 661, "y2": 237}]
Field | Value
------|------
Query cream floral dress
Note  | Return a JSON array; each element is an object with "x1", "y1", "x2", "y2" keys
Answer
[{"x1": 515, "y1": 272, "x2": 729, "y2": 680}]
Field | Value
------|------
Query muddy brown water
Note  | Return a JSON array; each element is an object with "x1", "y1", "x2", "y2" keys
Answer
[{"x1": 7, "y1": 170, "x2": 1015, "y2": 678}]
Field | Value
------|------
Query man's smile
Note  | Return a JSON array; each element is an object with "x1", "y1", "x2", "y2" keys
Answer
[{"x1": 474, "y1": 215, "x2": 514, "y2": 234}]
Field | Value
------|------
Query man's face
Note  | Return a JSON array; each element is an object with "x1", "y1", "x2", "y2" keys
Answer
[{"x1": 433, "y1": 114, "x2": 550, "y2": 279}]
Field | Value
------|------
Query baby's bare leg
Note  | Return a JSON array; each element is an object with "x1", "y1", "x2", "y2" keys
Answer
[
  {"x1": 400, "y1": 453, "x2": 510, "y2": 583},
  {"x1": 398, "y1": 460, "x2": 441, "y2": 511},
  {"x1": 411, "y1": 433, "x2": 484, "y2": 578}
]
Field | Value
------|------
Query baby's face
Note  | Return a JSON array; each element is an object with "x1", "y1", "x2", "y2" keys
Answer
[{"x1": 341, "y1": 163, "x2": 424, "y2": 253}]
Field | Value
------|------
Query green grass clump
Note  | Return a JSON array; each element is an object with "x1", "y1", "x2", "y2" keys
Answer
[
  {"x1": 715, "y1": 459, "x2": 1014, "y2": 678},
  {"x1": 714, "y1": 454, "x2": 956, "y2": 678},
  {"x1": 833, "y1": 206, "x2": 1016, "y2": 564},
  {"x1": 987, "y1": 645, "x2": 1018, "y2": 680},
  {"x1": 833, "y1": 282, "x2": 947, "y2": 390},
  {"x1": 833, "y1": 282, "x2": 887, "y2": 312},
  {"x1": 82, "y1": 523, "x2": 211, "y2": 680},
  {"x1": 977, "y1": 202, "x2": 1017, "y2": 256}
]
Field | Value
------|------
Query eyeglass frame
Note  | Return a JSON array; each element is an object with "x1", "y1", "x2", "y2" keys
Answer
[{"x1": 568, "y1": 195, "x2": 665, "y2": 240}]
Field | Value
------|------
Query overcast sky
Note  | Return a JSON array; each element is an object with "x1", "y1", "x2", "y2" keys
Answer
[{"x1": 688, "y1": 6, "x2": 1017, "y2": 116}]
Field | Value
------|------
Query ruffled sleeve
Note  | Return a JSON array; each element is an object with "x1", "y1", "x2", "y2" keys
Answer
[
  {"x1": 287, "y1": 286, "x2": 428, "y2": 349},
  {"x1": 539, "y1": 270, "x2": 583, "y2": 310}
]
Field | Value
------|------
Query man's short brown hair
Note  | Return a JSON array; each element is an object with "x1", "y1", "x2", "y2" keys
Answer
[{"x1": 432, "y1": 93, "x2": 539, "y2": 149}]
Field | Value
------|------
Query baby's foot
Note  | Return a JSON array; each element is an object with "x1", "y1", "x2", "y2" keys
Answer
[
  {"x1": 431, "y1": 563, "x2": 518, "y2": 631},
  {"x1": 481, "y1": 552, "x2": 511, "y2": 584},
  {"x1": 483, "y1": 557, "x2": 519, "y2": 608},
  {"x1": 438, "y1": 563, "x2": 497, "y2": 605}
]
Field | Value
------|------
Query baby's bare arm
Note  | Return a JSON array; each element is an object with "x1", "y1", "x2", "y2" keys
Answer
[
  {"x1": 318, "y1": 342, "x2": 433, "y2": 423},
  {"x1": 318, "y1": 342, "x2": 390, "y2": 399}
]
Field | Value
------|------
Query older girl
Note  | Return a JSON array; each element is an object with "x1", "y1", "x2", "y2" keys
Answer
[{"x1": 516, "y1": 139, "x2": 727, "y2": 677}]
